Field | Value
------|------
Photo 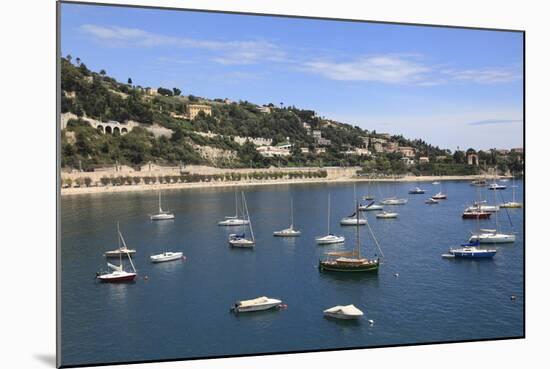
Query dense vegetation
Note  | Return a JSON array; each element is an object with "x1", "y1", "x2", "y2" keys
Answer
[{"x1": 60, "y1": 56, "x2": 523, "y2": 175}]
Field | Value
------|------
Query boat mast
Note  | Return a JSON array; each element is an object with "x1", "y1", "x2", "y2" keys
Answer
[
  {"x1": 355, "y1": 200, "x2": 361, "y2": 259},
  {"x1": 243, "y1": 192, "x2": 254, "y2": 241},
  {"x1": 234, "y1": 190, "x2": 239, "y2": 218},
  {"x1": 158, "y1": 191, "x2": 162, "y2": 213},
  {"x1": 327, "y1": 194, "x2": 331, "y2": 234},
  {"x1": 290, "y1": 197, "x2": 294, "y2": 229}
]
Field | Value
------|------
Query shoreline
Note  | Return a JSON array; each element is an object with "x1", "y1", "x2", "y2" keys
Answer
[{"x1": 60, "y1": 175, "x2": 489, "y2": 196}]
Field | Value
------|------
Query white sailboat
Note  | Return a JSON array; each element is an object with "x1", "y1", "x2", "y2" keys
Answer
[
  {"x1": 229, "y1": 192, "x2": 255, "y2": 247},
  {"x1": 316, "y1": 194, "x2": 345, "y2": 244},
  {"x1": 381, "y1": 177, "x2": 408, "y2": 204},
  {"x1": 359, "y1": 202, "x2": 384, "y2": 211},
  {"x1": 218, "y1": 191, "x2": 250, "y2": 226},
  {"x1": 150, "y1": 251, "x2": 184, "y2": 263},
  {"x1": 104, "y1": 222, "x2": 136, "y2": 257},
  {"x1": 500, "y1": 177, "x2": 522, "y2": 208},
  {"x1": 273, "y1": 198, "x2": 301, "y2": 237},
  {"x1": 470, "y1": 185, "x2": 515, "y2": 244},
  {"x1": 97, "y1": 230, "x2": 137, "y2": 282},
  {"x1": 150, "y1": 191, "x2": 175, "y2": 220}
]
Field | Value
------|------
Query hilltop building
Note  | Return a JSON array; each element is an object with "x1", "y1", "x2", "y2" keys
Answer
[
  {"x1": 188, "y1": 104, "x2": 212, "y2": 120},
  {"x1": 398, "y1": 146, "x2": 415, "y2": 157}
]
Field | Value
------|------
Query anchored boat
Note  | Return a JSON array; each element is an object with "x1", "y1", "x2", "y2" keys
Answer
[
  {"x1": 231, "y1": 296, "x2": 283, "y2": 313},
  {"x1": 323, "y1": 304, "x2": 364, "y2": 320},
  {"x1": 150, "y1": 191, "x2": 175, "y2": 221},
  {"x1": 150, "y1": 251, "x2": 184, "y2": 263},
  {"x1": 319, "y1": 202, "x2": 382, "y2": 273},
  {"x1": 228, "y1": 192, "x2": 255, "y2": 248},
  {"x1": 316, "y1": 194, "x2": 345, "y2": 244},
  {"x1": 273, "y1": 198, "x2": 301, "y2": 237}
]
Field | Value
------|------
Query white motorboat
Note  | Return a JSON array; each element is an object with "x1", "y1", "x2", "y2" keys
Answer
[
  {"x1": 150, "y1": 251, "x2": 184, "y2": 263},
  {"x1": 316, "y1": 234, "x2": 346, "y2": 245},
  {"x1": 150, "y1": 191, "x2": 175, "y2": 220},
  {"x1": 104, "y1": 223, "x2": 136, "y2": 257},
  {"x1": 469, "y1": 231, "x2": 516, "y2": 244},
  {"x1": 274, "y1": 198, "x2": 301, "y2": 237},
  {"x1": 465, "y1": 203, "x2": 499, "y2": 213},
  {"x1": 425, "y1": 198, "x2": 439, "y2": 204},
  {"x1": 316, "y1": 194, "x2": 345, "y2": 244},
  {"x1": 432, "y1": 181, "x2": 440, "y2": 185},
  {"x1": 488, "y1": 183, "x2": 506, "y2": 190},
  {"x1": 231, "y1": 296, "x2": 282, "y2": 313},
  {"x1": 376, "y1": 211, "x2": 398, "y2": 219},
  {"x1": 219, "y1": 191, "x2": 249, "y2": 226},
  {"x1": 380, "y1": 197, "x2": 408, "y2": 205},
  {"x1": 323, "y1": 304, "x2": 364, "y2": 320}
]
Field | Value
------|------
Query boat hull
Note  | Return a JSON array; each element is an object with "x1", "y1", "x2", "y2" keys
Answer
[
  {"x1": 150, "y1": 214, "x2": 175, "y2": 221},
  {"x1": 150, "y1": 253, "x2": 183, "y2": 263},
  {"x1": 319, "y1": 260, "x2": 379, "y2": 273},
  {"x1": 316, "y1": 236, "x2": 345, "y2": 244},
  {"x1": 97, "y1": 273, "x2": 137, "y2": 282},
  {"x1": 470, "y1": 234, "x2": 516, "y2": 244},
  {"x1": 451, "y1": 251, "x2": 496, "y2": 258},
  {"x1": 324, "y1": 312, "x2": 363, "y2": 320},
  {"x1": 462, "y1": 212, "x2": 491, "y2": 219},
  {"x1": 273, "y1": 231, "x2": 301, "y2": 237},
  {"x1": 340, "y1": 219, "x2": 367, "y2": 226}
]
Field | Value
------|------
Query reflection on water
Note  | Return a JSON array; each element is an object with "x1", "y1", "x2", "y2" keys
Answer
[{"x1": 61, "y1": 181, "x2": 524, "y2": 366}]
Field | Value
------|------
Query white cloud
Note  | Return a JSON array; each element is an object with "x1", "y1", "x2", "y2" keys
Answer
[
  {"x1": 443, "y1": 68, "x2": 521, "y2": 84},
  {"x1": 80, "y1": 24, "x2": 521, "y2": 86},
  {"x1": 303, "y1": 55, "x2": 521, "y2": 86},
  {"x1": 81, "y1": 24, "x2": 286, "y2": 65},
  {"x1": 304, "y1": 56, "x2": 432, "y2": 84}
]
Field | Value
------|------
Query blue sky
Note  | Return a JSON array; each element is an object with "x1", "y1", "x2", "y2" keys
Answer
[{"x1": 61, "y1": 3, "x2": 524, "y2": 151}]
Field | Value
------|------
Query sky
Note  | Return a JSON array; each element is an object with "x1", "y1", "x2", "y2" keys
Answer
[{"x1": 60, "y1": 3, "x2": 524, "y2": 151}]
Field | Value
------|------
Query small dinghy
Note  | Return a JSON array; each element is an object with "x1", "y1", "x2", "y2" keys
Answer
[
  {"x1": 376, "y1": 211, "x2": 398, "y2": 219},
  {"x1": 324, "y1": 304, "x2": 364, "y2": 320},
  {"x1": 150, "y1": 251, "x2": 183, "y2": 263},
  {"x1": 231, "y1": 296, "x2": 283, "y2": 313}
]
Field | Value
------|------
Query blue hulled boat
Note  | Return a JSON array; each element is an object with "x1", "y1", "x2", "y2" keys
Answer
[{"x1": 448, "y1": 241, "x2": 497, "y2": 259}]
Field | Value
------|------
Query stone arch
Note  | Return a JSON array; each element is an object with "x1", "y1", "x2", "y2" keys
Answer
[
  {"x1": 113, "y1": 126, "x2": 120, "y2": 136},
  {"x1": 105, "y1": 126, "x2": 113, "y2": 134},
  {"x1": 121, "y1": 128, "x2": 128, "y2": 134},
  {"x1": 467, "y1": 153, "x2": 478, "y2": 166},
  {"x1": 96, "y1": 125, "x2": 104, "y2": 133}
]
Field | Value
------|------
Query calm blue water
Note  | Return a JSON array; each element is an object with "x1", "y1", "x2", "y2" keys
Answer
[{"x1": 60, "y1": 181, "x2": 524, "y2": 366}]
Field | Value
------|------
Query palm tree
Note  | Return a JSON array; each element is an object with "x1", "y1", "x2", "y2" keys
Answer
[
  {"x1": 99, "y1": 69, "x2": 106, "y2": 78},
  {"x1": 75, "y1": 57, "x2": 81, "y2": 66},
  {"x1": 66, "y1": 54, "x2": 72, "y2": 63}
]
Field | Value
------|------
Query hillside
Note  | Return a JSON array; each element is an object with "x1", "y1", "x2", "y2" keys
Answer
[{"x1": 60, "y1": 56, "x2": 522, "y2": 175}]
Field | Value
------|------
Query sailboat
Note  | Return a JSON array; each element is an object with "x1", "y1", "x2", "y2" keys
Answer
[
  {"x1": 218, "y1": 191, "x2": 250, "y2": 226},
  {"x1": 358, "y1": 200, "x2": 384, "y2": 211},
  {"x1": 469, "y1": 185, "x2": 515, "y2": 244},
  {"x1": 341, "y1": 190, "x2": 367, "y2": 225},
  {"x1": 104, "y1": 222, "x2": 136, "y2": 257},
  {"x1": 488, "y1": 172, "x2": 506, "y2": 190},
  {"x1": 362, "y1": 181, "x2": 375, "y2": 201},
  {"x1": 381, "y1": 177, "x2": 408, "y2": 205},
  {"x1": 273, "y1": 198, "x2": 301, "y2": 237},
  {"x1": 228, "y1": 192, "x2": 255, "y2": 247},
  {"x1": 150, "y1": 191, "x2": 175, "y2": 220},
  {"x1": 316, "y1": 194, "x2": 345, "y2": 245},
  {"x1": 97, "y1": 230, "x2": 137, "y2": 282},
  {"x1": 319, "y1": 201, "x2": 381, "y2": 273},
  {"x1": 447, "y1": 240, "x2": 497, "y2": 259},
  {"x1": 430, "y1": 177, "x2": 447, "y2": 200},
  {"x1": 500, "y1": 177, "x2": 522, "y2": 208}
]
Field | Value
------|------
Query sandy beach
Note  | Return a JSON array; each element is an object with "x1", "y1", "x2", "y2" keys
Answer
[{"x1": 60, "y1": 175, "x2": 491, "y2": 196}]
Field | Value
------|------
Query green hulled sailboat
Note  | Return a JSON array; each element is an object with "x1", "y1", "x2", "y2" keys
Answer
[{"x1": 319, "y1": 201, "x2": 381, "y2": 273}]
